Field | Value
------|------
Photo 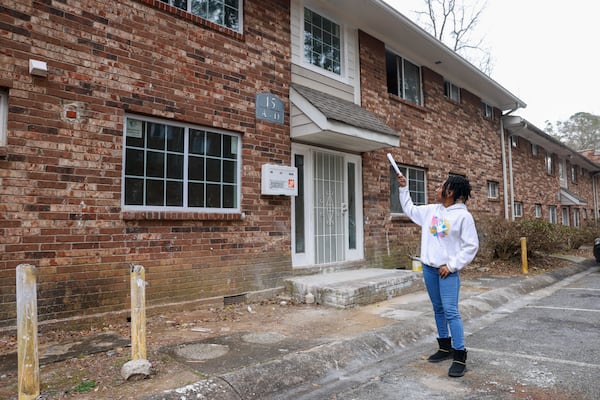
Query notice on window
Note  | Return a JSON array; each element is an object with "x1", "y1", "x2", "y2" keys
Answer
[{"x1": 126, "y1": 119, "x2": 143, "y2": 138}]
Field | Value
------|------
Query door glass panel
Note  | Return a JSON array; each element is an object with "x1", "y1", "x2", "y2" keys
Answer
[
  {"x1": 294, "y1": 154, "x2": 305, "y2": 253},
  {"x1": 314, "y1": 151, "x2": 344, "y2": 264},
  {"x1": 347, "y1": 162, "x2": 356, "y2": 249}
]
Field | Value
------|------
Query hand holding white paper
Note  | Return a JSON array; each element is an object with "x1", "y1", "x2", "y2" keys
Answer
[{"x1": 387, "y1": 153, "x2": 403, "y2": 177}]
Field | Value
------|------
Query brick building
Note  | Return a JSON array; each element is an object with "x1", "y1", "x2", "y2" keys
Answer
[{"x1": 0, "y1": 0, "x2": 598, "y2": 329}]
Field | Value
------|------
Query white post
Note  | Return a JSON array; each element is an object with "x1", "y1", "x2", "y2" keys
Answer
[{"x1": 16, "y1": 264, "x2": 40, "y2": 400}]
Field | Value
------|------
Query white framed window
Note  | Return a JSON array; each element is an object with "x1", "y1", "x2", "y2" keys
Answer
[
  {"x1": 487, "y1": 181, "x2": 498, "y2": 199},
  {"x1": 570, "y1": 165, "x2": 577, "y2": 183},
  {"x1": 534, "y1": 204, "x2": 542, "y2": 218},
  {"x1": 444, "y1": 80, "x2": 460, "y2": 102},
  {"x1": 390, "y1": 164, "x2": 426, "y2": 214},
  {"x1": 531, "y1": 143, "x2": 538, "y2": 156},
  {"x1": 122, "y1": 115, "x2": 241, "y2": 212},
  {"x1": 303, "y1": 7, "x2": 341, "y2": 75},
  {"x1": 561, "y1": 207, "x2": 569, "y2": 225},
  {"x1": 386, "y1": 50, "x2": 422, "y2": 105},
  {"x1": 573, "y1": 208, "x2": 580, "y2": 227},
  {"x1": 583, "y1": 208, "x2": 587, "y2": 220},
  {"x1": 545, "y1": 153, "x2": 554, "y2": 175},
  {"x1": 510, "y1": 136, "x2": 518, "y2": 148},
  {"x1": 0, "y1": 90, "x2": 7, "y2": 147},
  {"x1": 159, "y1": 0, "x2": 242, "y2": 32},
  {"x1": 549, "y1": 206, "x2": 557, "y2": 223},
  {"x1": 513, "y1": 201, "x2": 523, "y2": 218},
  {"x1": 481, "y1": 102, "x2": 493, "y2": 119}
]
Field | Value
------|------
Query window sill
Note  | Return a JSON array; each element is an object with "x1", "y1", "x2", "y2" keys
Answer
[
  {"x1": 121, "y1": 211, "x2": 244, "y2": 221},
  {"x1": 387, "y1": 93, "x2": 427, "y2": 113}
]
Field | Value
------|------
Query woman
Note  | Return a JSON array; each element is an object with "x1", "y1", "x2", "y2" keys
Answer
[{"x1": 397, "y1": 174, "x2": 479, "y2": 377}]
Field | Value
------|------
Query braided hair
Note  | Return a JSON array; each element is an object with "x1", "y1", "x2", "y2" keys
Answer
[{"x1": 442, "y1": 175, "x2": 472, "y2": 204}]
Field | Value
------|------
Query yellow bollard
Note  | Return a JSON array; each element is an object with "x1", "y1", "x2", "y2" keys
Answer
[
  {"x1": 16, "y1": 264, "x2": 40, "y2": 400},
  {"x1": 520, "y1": 237, "x2": 528, "y2": 274},
  {"x1": 130, "y1": 265, "x2": 147, "y2": 360}
]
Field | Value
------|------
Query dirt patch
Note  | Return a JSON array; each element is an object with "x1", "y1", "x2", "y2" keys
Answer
[{"x1": 0, "y1": 249, "x2": 592, "y2": 400}]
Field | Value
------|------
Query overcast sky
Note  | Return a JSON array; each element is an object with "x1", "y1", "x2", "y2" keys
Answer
[{"x1": 383, "y1": 0, "x2": 600, "y2": 129}]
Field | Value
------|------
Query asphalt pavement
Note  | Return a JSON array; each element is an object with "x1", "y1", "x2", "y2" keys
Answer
[{"x1": 141, "y1": 256, "x2": 595, "y2": 400}]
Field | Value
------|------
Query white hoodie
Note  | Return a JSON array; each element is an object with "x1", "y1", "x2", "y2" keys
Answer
[{"x1": 399, "y1": 186, "x2": 479, "y2": 273}]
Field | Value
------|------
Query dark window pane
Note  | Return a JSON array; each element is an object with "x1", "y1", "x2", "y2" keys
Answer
[
  {"x1": 147, "y1": 123, "x2": 165, "y2": 150},
  {"x1": 222, "y1": 135, "x2": 237, "y2": 158},
  {"x1": 223, "y1": 184, "x2": 234, "y2": 208},
  {"x1": 348, "y1": 162, "x2": 356, "y2": 249},
  {"x1": 222, "y1": 160, "x2": 235, "y2": 183},
  {"x1": 189, "y1": 129, "x2": 206, "y2": 155},
  {"x1": 167, "y1": 126, "x2": 184, "y2": 152},
  {"x1": 146, "y1": 180, "x2": 164, "y2": 206},
  {"x1": 188, "y1": 156, "x2": 205, "y2": 181},
  {"x1": 167, "y1": 154, "x2": 183, "y2": 179},
  {"x1": 294, "y1": 154, "x2": 305, "y2": 253},
  {"x1": 206, "y1": 158, "x2": 221, "y2": 182},
  {"x1": 206, "y1": 184, "x2": 221, "y2": 207},
  {"x1": 206, "y1": 132, "x2": 221, "y2": 156},
  {"x1": 125, "y1": 178, "x2": 144, "y2": 205},
  {"x1": 188, "y1": 182, "x2": 204, "y2": 207},
  {"x1": 125, "y1": 149, "x2": 144, "y2": 176},
  {"x1": 146, "y1": 151, "x2": 165, "y2": 178},
  {"x1": 385, "y1": 51, "x2": 399, "y2": 96},
  {"x1": 166, "y1": 181, "x2": 183, "y2": 206}
]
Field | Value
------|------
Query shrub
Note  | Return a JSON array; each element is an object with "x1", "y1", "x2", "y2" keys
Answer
[{"x1": 476, "y1": 216, "x2": 598, "y2": 261}]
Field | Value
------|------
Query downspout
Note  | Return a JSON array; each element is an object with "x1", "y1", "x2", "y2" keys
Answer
[
  {"x1": 592, "y1": 172, "x2": 600, "y2": 223},
  {"x1": 507, "y1": 134, "x2": 515, "y2": 221},
  {"x1": 499, "y1": 117, "x2": 509, "y2": 220}
]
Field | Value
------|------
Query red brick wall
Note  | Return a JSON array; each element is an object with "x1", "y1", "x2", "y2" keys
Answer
[
  {"x1": 0, "y1": 0, "x2": 292, "y2": 327},
  {"x1": 510, "y1": 138, "x2": 595, "y2": 223},
  {"x1": 357, "y1": 31, "x2": 506, "y2": 266}
]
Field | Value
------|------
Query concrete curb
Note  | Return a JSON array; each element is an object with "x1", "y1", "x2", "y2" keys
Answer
[{"x1": 142, "y1": 262, "x2": 592, "y2": 400}]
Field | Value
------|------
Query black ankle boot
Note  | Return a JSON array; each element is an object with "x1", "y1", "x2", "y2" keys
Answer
[
  {"x1": 427, "y1": 337, "x2": 453, "y2": 363},
  {"x1": 448, "y1": 349, "x2": 467, "y2": 377}
]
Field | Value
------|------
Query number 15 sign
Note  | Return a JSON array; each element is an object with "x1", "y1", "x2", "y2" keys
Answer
[{"x1": 256, "y1": 93, "x2": 284, "y2": 125}]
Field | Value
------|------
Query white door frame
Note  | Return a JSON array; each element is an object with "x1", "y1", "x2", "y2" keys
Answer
[{"x1": 291, "y1": 143, "x2": 364, "y2": 267}]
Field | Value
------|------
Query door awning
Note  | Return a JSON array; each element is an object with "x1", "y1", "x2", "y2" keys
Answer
[
  {"x1": 559, "y1": 188, "x2": 587, "y2": 206},
  {"x1": 290, "y1": 84, "x2": 399, "y2": 152}
]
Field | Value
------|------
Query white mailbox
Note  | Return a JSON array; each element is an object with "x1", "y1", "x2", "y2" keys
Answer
[{"x1": 261, "y1": 164, "x2": 298, "y2": 196}]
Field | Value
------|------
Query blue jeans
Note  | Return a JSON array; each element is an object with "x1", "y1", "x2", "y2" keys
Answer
[{"x1": 422, "y1": 264, "x2": 465, "y2": 350}]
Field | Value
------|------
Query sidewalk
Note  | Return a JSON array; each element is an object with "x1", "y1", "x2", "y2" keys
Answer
[
  {"x1": 0, "y1": 255, "x2": 593, "y2": 400},
  {"x1": 142, "y1": 257, "x2": 593, "y2": 400}
]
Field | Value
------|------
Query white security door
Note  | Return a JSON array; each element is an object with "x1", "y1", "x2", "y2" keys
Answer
[
  {"x1": 314, "y1": 151, "x2": 345, "y2": 264},
  {"x1": 292, "y1": 145, "x2": 363, "y2": 267}
]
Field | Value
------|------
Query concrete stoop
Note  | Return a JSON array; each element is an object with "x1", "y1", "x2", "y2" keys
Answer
[{"x1": 284, "y1": 268, "x2": 423, "y2": 308}]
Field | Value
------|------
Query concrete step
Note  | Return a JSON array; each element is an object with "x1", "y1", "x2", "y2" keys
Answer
[{"x1": 284, "y1": 268, "x2": 423, "y2": 308}]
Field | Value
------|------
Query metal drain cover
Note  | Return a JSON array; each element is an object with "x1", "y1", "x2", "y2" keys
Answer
[{"x1": 174, "y1": 343, "x2": 230, "y2": 361}]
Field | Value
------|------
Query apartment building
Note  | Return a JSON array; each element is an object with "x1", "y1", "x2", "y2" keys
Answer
[{"x1": 0, "y1": 0, "x2": 597, "y2": 328}]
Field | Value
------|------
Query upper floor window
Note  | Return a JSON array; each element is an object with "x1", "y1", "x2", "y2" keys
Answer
[
  {"x1": 510, "y1": 135, "x2": 518, "y2": 148},
  {"x1": 390, "y1": 164, "x2": 426, "y2": 214},
  {"x1": 123, "y1": 116, "x2": 241, "y2": 212},
  {"x1": 570, "y1": 165, "x2": 577, "y2": 183},
  {"x1": 385, "y1": 50, "x2": 422, "y2": 105},
  {"x1": 534, "y1": 204, "x2": 542, "y2": 218},
  {"x1": 444, "y1": 80, "x2": 460, "y2": 102},
  {"x1": 487, "y1": 181, "x2": 498, "y2": 199},
  {"x1": 531, "y1": 143, "x2": 538, "y2": 156},
  {"x1": 304, "y1": 8, "x2": 341, "y2": 75},
  {"x1": 159, "y1": 0, "x2": 242, "y2": 31},
  {"x1": 0, "y1": 90, "x2": 7, "y2": 147},
  {"x1": 481, "y1": 102, "x2": 493, "y2": 119},
  {"x1": 545, "y1": 153, "x2": 554, "y2": 175}
]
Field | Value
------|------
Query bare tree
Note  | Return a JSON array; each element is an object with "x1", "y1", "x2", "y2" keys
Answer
[{"x1": 411, "y1": 0, "x2": 493, "y2": 75}]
